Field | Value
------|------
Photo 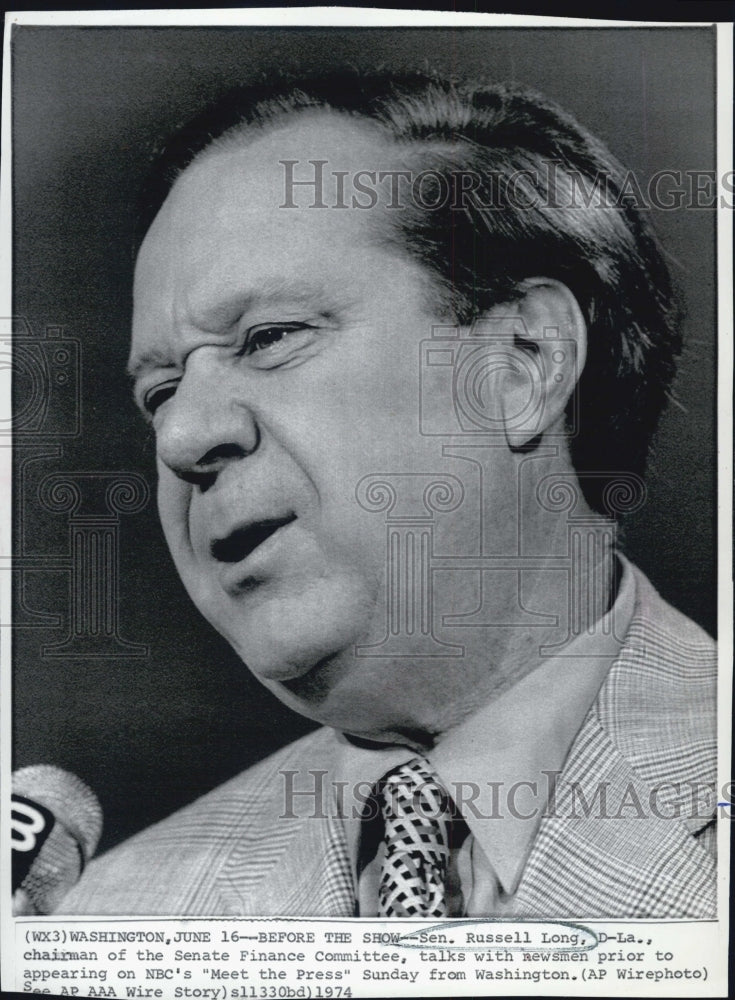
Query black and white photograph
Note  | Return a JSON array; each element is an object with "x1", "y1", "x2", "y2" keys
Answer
[{"x1": 2, "y1": 9, "x2": 731, "y2": 998}]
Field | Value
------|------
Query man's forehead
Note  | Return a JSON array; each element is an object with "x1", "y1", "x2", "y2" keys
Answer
[
  {"x1": 129, "y1": 109, "x2": 434, "y2": 367},
  {"x1": 165, "y1": 109, "x2": 397, "y2": 215},
  {"x1": 134, "y1": 109, "x2": 404, "y2": 284}
]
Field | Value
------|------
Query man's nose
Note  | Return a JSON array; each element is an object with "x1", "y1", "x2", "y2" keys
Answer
[{"x1": 155, "y1": 353, "x2": 260, "y2": 489}]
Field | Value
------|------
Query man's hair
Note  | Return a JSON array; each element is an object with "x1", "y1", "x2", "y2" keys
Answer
[{"x1": 137, "y1": 69, "x2": 681, "y2": 515}]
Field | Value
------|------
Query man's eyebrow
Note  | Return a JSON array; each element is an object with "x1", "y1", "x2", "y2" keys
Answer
[
  {"x1": 195, "y1": 279, "x2": 338, "y2": 329},
  {"x1": 127, "y1": 352, "x2": 178, "y2": 382},
  {"x1": 127, "y1": 279, "x2": 342, "y2": 382}
]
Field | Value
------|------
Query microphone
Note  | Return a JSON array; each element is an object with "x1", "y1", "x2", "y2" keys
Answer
[{"x1": 11, "y1": 765, "x2": 103, "y2": 915}]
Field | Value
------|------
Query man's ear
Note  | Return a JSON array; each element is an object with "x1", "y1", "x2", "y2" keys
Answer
[{"x1": 484, "y1": 277, "x2": 587, "y2": 450}]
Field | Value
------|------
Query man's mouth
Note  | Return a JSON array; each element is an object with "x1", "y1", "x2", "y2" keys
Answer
[{"x1": 211, "y1": 513, "x2": 297, "y2": 566}]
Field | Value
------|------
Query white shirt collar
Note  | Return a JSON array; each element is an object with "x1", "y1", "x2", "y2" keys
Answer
[{"x1": 333, "y1": 554, "x2": 637, "y2": 895}]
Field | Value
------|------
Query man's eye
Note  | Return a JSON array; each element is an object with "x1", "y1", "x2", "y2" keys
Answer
[
  {"x1": 243, "y1": 323, "x2": 312, "y2": 355},
  {"x1": 143, "y1": 383, "x2": 177, "y2": 416}
]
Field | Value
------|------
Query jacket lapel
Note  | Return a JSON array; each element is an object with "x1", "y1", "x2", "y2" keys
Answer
[{"x1": 511, "y1": 705, "x2": 716, "y2": 918}]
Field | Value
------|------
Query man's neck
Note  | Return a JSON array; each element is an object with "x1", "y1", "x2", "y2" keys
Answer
[{"x1": 342, "y1": 517, "x2": 618, "y2": 749}]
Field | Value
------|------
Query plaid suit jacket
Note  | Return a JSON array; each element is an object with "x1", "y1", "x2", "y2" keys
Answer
[{"x1": 63, "y1": 565, "x2": 717, "y2": 918}]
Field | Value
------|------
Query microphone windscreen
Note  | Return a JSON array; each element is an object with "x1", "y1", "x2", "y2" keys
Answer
[{"x1": 12, "y1": 765, "x2": 103, "y2": 914}]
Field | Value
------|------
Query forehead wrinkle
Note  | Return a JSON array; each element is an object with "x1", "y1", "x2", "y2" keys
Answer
[
  {"x1": 180, "y1": 275, "x2": 347, "y2": 335},
  {"x1": 128, "y1": 275, "x2": 350, "y2": 382}
]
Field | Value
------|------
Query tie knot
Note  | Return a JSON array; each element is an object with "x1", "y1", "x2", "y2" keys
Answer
[{"x1": 380, "y1": 757, "x2": 453, "y2": 826}]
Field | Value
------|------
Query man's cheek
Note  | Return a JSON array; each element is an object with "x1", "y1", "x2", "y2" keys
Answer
[
  {"x1": 156, "y1": 471, "x2": 195, "y2": 560},
  {"x1": 318, "y1": 499, "x2": 387, "y2": 584}
]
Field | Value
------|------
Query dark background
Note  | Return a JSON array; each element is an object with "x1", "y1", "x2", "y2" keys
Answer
[{"x1": 12, "y1": 25, "x2": 717, "y2": 853}]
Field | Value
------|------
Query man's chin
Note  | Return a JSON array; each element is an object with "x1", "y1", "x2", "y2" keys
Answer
[
  {"x1": 224, "y1": 619, "x2": 360, "y2": 688},
  {"x1": 263, "y1": 653, "x2": 407, "y2": 737},
  {"x1": 231, "y1": 640, "x2": 332, "y2": 683},
  {"x1": 207, "y1": 574, "x2": 381, "y2": 686}
]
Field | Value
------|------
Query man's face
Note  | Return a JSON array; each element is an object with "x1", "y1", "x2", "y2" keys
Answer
[{"x1": 130, "y1": 114, "x2": 518, "y2": 737}]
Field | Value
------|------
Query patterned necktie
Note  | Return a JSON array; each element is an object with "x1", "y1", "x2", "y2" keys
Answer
[{"x1": 378, "y1": 757, "x2": 452, "y2": 917}]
